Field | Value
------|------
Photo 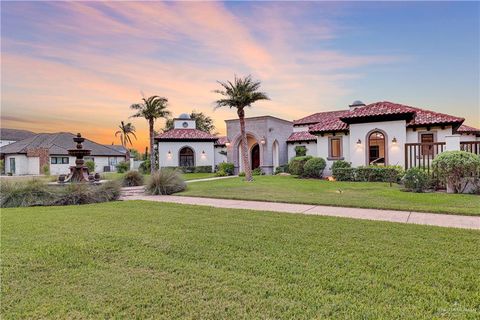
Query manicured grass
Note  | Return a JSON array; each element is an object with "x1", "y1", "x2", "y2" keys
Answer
[
  {"x1": 182, "y1": 172, "x2": 217, "y2": 180},
  {"x1": 179, "y1": 175, "x2": 480, "y2": 215},
  {"x1": 101, "y1": 171, "x2": 216, "y2": 182},
  {"x1": 2, "y1": 201, "x2": 479, "y2": 319}
]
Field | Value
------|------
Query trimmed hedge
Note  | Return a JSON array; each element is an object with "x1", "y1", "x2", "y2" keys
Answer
[
  {"x1": 303, "y1": 157, "x2": 326, "y2": 178},
  {"x1": 432, "y1": 151, "x2": 480, "y2": 193},
  {"x1": 288, "y1": 156, "x2": 313, "y2": 176},
  {"x1": 164, "y1": 166, "x2": 213, "y2": 173},
  {"x1": 402, "y1": 167, "x2": 430, "y2": 193},
  {"x1": 217, "y1": 162, "x2": 235, "y2": 175},
  {"x1": 333, "y1": 165, "x2": 404, "y2": 183},
  {"x1": 275, "y1": 164, "x2": 289, "y2": 175}
]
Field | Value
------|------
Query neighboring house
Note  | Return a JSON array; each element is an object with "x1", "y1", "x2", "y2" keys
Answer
[
  {"x1": 223, "y1": 101, "x2": 480, "y2": 175},
  {"x1": 0, "y1": 128, "x2": 36, "y2": 147},
  {"x1": 104, "y1": 144, "x2": 130, "y2": 160},
  {"x1": 0, "y1": 132, "x2": 126, "y2": 175},
  {"x1": 155, "y1": 113, "x2": 226, "y2": 172}
]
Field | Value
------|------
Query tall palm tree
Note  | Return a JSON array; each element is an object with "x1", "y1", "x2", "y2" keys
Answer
[
  {"x1": 130, "y1": 96, "x2": 171, "y2": 174},
  {"x1": 115, "y1": 121, "x2": 137, "y2": 147},
  {"x1": 214, "y1": 75, "x2": 269, "y2": 181}
]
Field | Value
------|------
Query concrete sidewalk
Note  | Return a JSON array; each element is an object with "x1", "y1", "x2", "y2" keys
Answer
[{"x1": 122, "y1": 195, "x2": 480, "y2": 230}]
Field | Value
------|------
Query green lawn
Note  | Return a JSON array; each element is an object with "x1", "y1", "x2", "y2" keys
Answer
[
  {"x1": 2, "y1": 201, "x2": 479, "y2": 319},
  {"x1": 101, "y1": 171, "x2": 216, "y2": 181},
  {"x1": 179, "y1": 175, "x2": 480, "y2": 215}
]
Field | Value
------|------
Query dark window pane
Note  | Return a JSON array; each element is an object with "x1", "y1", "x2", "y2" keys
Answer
[{"x1": 51, "y1": 157, "x2": 57, "y2": 164}]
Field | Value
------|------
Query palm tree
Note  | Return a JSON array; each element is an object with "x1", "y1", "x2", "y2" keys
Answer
[
  {"x1": 115, "y1": 121, "x2": 137, "y2": 147},
  {"x1": 130, "y1": 96, "x2": 171, "y2": 174},
  {"x1": 214, "y1": 75, "x2": 269, "y2": 181}
]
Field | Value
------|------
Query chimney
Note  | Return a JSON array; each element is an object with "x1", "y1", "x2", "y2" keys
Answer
[{"x1": 349, "y1": 100, "x2": 366, "y2": 111}]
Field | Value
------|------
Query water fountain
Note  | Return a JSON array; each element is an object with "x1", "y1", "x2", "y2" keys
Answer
[{"x1": 62, "y1": 133, "x2": 92, "y2": 183}]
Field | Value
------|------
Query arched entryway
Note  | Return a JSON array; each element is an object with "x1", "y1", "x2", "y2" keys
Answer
[
  {"x1": 367, "y1": 130, "x2": 386, "y2": 165},
  {"x1": 179, "y1": 146, "x2": 195, "y2": 167},
  {"x1": 235, "y1": 133, "x2": 261, "y2": 172},
  {"x1": 251, "y1": 144, "x2": 260, "y2": 169}
]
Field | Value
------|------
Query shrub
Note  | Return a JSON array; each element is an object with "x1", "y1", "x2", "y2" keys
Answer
[
  {"x1": 54, "y1": 180, "x2": 121, "y2": 206},
  {"x1": 215, "y1": 169, "x2": 227, "y2": 177},
  {"x1": 122, "y1": 170, "x2": 144, "y2": 187},
  {"x1": 41, "y1": 164, "x2": 50, "y2": 176},
  {"x1": 288, "y1": 156, "x2": 313, "y2": 176},
  {"x1": 0, "y1": 180, "x2": 121, "y2": 208},
  {"x1": 432, "y1": 151, "x2": 480, "y2": 193},
  {"x1": 294, "y1": 145, "x2": 307, "y2": 157},
  {"x1": 332, "y1": 161, "x2": 352, "y2": 181},
  {"x1": 85, "y1": 160, "x2": 95, "y2": 173},
  {"x1": 217, "y1": 162, "x2": 235, "y2": 175},
  {"x1": 0, "y1": 159, "x2": 4, "y2": 174},
  {"x1": 116, "y1": 161, "x2": 130, "y2": 173},
  {"x1": 146, "y1": 169, "x2": 186, "y2": 195},
  {"x1": 139, "y1": 160, "x2": 150, "y2": 174},
  {"x1": 402, "y1": 167, "x2": 430, "y2": 193},
  {"x1": 275, "y1": 164, "x2": 289, "y2": 175},
  {"x1": 252, "y1": 167, "x2": 264, "y2": 176},
  {"x1": 0, "y1": 180, "x2": 56, "y2": 208},
  {"x1": 238, "y1": 171, "x2": 246, "y2": 177},
  {"x1": 303, "y1": 157, "x2": 326, "y2": 178},
  {"x1": 356, "y1": 165, "x2": 404, "y2": 183},
  {"x1": 194, "y1": 166, "x2": 213, "y2": 173}
]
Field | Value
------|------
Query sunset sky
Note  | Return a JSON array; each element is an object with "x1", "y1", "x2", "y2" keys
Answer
[{"x1": 1, "y1": 1, "x2": 479, "y2": 151}]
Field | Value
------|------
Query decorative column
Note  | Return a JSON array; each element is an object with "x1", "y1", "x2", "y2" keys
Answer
[{"x1": 445, "y1": 135, "x2": 461, "y2": 151}]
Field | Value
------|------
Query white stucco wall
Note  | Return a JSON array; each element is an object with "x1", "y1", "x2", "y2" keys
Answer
[
  {"x1": 5, "y1": 154, "x2": 29, "y2": 175},
  {"x1": 287, "y1": 142, "x2": 317, "y2": 161},
  {"x1": 316, "y1": 134, "x2": 350, "y2": 175},
  {"x1": 406, "y1": 126, "x2": 453, "y2": 143},
  {"x1": 293, "y1": 125, "x2": 309, "y2": 133},
  {"x1": 158, "y1": 141, "x2": 215, "y2": 171},
  {"x1": 49, "y1": 156, "x2": 76, "y2": 175},
  {"x1": 91, "y1": 156, "x2": 126, "y2": 172},
  {"x1": 349, "y1": 120, "x2": 407, "y2": 168},
  {"x1": 214, "y1": 146, "x2": 227, "y2": 167},
  {"x1": 458, "y1": 134, "x2": 478, "y2": 142}
]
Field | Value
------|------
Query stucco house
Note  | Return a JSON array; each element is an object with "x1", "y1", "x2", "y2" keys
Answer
[
  {"x1": 156, "y1": 114, "x2": 227, "y2": 172},
  {"x1": 221, "y1": 101, "x2": 479, "y2": 175},
  {"x1": 0, "y1": 132, "x2": 127, "y2": 175}
]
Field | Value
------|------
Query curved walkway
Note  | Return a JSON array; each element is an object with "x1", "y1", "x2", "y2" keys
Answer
[{"x1": 122, "y1": 195, "x2": 480, "y2": 230}]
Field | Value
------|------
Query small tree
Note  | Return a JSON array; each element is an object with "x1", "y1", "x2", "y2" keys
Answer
[
  {"x1": 295, "y1": 146, "x2": 307, "y2": 157},
  {"x1": 432, "y1": 151, "x2": 480, "y2": 193},
  {"x1": 85, "y1": 160, "x2": 95, "y2": 173}
]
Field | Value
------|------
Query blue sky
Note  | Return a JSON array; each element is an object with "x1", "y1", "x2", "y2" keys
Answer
[{"x1": 1, "y1": 1, "x2": 478, "y2": 149}]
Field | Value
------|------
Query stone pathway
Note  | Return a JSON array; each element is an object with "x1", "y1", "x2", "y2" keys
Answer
[{"x1": 121, "y1": 195, "x2": 480, "y2": 230}]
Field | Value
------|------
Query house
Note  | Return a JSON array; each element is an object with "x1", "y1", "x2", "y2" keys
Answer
[
  {"x1": 155, "y1": 113, "x2": 227, "y2": 172},
  {"x1": 0, "y1": 132, "x2": 127, "y2": 175},
  {"x1": 0, "y1": 128, "x2": 36, "y2": 148},
  {"x1": 223, "y1": 101, "x2": 480, "y2": 175}
]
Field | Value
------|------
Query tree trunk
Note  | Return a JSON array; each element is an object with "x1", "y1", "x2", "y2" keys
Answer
[
  {"x1": 238, "y1": 108, "x2": 252, "y2": 181},
  {"x1": 149, "y1": 119, "x2": 155, "y2": 174}
]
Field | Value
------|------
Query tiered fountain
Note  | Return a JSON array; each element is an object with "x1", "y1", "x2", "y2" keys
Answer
[{"x1": 62, "y1": 133, "x2": 91, "y2": 183}]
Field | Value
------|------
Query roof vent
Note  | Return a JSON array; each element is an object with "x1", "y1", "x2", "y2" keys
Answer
[
  {"x1": 349, "y1": 100, "x2": 366, "y2": 111},
  {"x1": 178, "y1": 113, "x2": 191, "y2": 119}
]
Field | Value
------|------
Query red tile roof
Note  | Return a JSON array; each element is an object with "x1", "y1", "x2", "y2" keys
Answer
[
  {"x1": 215, "y1": 136, "x2": 228, "y2": 146},
  {"x1": 155, "y1": 129, "x2": 218, "y2": 141},
  {"x1": 340, "y1": 101, "x2": 416, "y2": 121},
  {"x1": 302, "y1": 101, "x2": 465, "y2": 134},
  {"x1": 456, "y1": 124, "x2": 480, "y2": 134},
  {"x1": 287, "y1": 131, "x2": 317, "y2": 142},
  {"x1": 406, "y1": 107, "x2": 464, "y2": 127},
  {"x1": 293, "y1": 110, "x2": 349, "y2": 126}
]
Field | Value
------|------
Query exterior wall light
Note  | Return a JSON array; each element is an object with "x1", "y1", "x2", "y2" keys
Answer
[
  {"x1": 392, "y1": 137, "x2": 397, "y2": 144},
  {"x1": 201, "y1": 150, "x2": 206, "y2": 159},
  {"x1": 260, "y1": 137, "x2": 266, "y2": 145},
  {"x1": 167, "y1": 150, "x2": 172, "y2": 159},
  {"x1": 356, "y1": 139, "x2": 361, "y2": 145}
]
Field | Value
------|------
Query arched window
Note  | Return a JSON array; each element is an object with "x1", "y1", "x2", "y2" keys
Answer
[
  {"x1": 368, "y1": 131, "x2": 386, "y2": 165},
  {"x1": 179, "y1": 147, "x2": 194, "y2": 167}
]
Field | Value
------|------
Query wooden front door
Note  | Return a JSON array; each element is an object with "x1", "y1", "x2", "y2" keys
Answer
[{"x1": 251, "y1": 144, "x2": 260, "y2": 169}]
